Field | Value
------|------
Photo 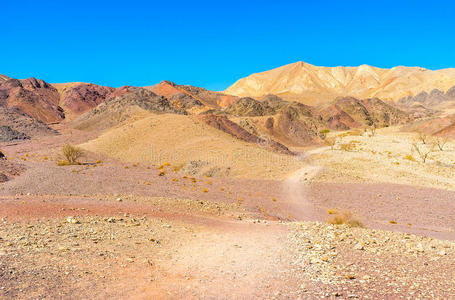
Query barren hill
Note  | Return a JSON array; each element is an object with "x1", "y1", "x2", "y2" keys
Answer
[
  {"x1": 80, "y1": 113, "x2": 303, "y2": 179},
  {"x1": 318, "y1": 97, "x2": 410, "y2": 130},
  {"x1": 149, "y1": 81, "x2": 237, "y2": 109},
  {"x1": 0, "y1": 74, "x2": 10, "y2": 82},
  {"x1": 398, "y1": 85, "x2": 455, "y2": 109},
  {"x1": 225, "y1": 61, "x2": 455, "y2": 104},
  {"x1": 72, "y1": 87, "x2": 183, "y2": 131},
  {"x1": 0, "y1": 77, "x2": 63, "y2": 123}
]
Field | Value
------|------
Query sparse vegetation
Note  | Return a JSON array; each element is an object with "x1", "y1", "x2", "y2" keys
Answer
[
  {"x1": 404, "y1": 154, "x2": 416, "y2": 162},
  {"x1": 325, "y1": 137, "x2": 337, "y2": 150},
  {"x1": 327, "y1": 208, "x2": 337, "y2": 215},
  {"x1": 435, "y1": 137, "x2": 448, "y2": 151},
  {"x1": 346, "y1": 129, "x2": 363, "y2": 136},
  {"x1": 418, "y1": 132, "x2": 428, "y2": 144},
  {"x1": 173, "y1": 163, "x2": 185, "y2": 172},
  {"x1": 58, "y1": 144, "x2": 84, "y2": 166},
  {"x1": 339, "y1": 141, "x2": 358, "y2": 152},
  {"x1": 328, "y1": 211, "x2": 364, "y2": 228},
  {"x1": 320, "y1": 129, "x2": 330, "y2": 139},
  {"x1": 367, "y1": 125, "x2": 376, "y2": 137},
  {"x1": 412, "y1": 143, "x2": 434, "y2": 163}
]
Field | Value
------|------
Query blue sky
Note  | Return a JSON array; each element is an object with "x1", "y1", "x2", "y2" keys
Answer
[{"x1": 3, "y1": 0, "x2": 455, "y2": 90}]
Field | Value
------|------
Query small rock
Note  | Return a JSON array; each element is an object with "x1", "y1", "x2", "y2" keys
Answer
[
  {"x1": 66, "y1": 217, "x2": 80, "y2": 224},
  {"x1": 354, "y1": 243, "x2": 364, "y2": 250}
]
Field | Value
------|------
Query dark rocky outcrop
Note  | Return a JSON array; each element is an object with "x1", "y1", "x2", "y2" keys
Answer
[
  {"x1": 0, "y1": 126, "x2": 30, "y2": 142},
  {"x1": 0, "y1": 107, "x2": 58, "y2": 138},
  {"x1": 198, "y1": 114, "x2": 294, "y2": 155},
  {"x1": 398, "y1": 86, "x2": 455, "y2": 107},
  {"x1": 318, "y1": 97, "x2": 410, "y2": 130},
  {"x1": 73, "y1": 87, "x2": 185, "y2": 130}
]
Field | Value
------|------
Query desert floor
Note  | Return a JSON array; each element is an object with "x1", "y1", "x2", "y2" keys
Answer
[{"x1": 1, "y1": 125, "x2": 455, "y2": 299}]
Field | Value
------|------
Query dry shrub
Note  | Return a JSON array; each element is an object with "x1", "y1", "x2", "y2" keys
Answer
[
  {"x1": 412, "y1": 143, "x2": 434, "y2": 163},
  {"x1": 367, "y1": 126, "x2": 376, "y2": 137},
  {"x1": 58, "y1": 144, "x2": 84, "y2": 166},
  {"x1": 328, "y1": 210, "x2": 364, "y2": 228},
  {"x1": 417, "y1": 132, "x2": 428, "y2": 144},
  {"x1": 435, "y1": 137, "x2": 448, "y2": 151},
  {"x1": 325, "y1": 137, "x2": 337, "y2": 150}
]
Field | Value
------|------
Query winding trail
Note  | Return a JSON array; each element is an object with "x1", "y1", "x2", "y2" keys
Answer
[{"x1": 281, "y1": 147, "x2": 327, "y2": 221}]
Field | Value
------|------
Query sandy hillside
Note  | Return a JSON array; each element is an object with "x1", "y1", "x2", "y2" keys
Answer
[
  {"x1": 80, "y1": 112, "x2": 304, "y2": 179},
  {"x1": 225, "y1": 61, "x2": 455, "y2": 104}
]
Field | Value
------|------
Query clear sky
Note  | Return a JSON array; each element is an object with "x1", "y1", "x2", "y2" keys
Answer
[{"x1": 3, "y1": 0, "x2": 455, "y2": 90}]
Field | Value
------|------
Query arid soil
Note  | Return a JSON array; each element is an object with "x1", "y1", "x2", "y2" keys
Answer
[{"x1": 1, "y1": 124, "x2": 455, "y2": 299}]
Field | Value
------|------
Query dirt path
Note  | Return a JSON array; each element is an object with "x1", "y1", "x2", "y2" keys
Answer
[
  {"x1": 281, "y1": 147, "x2": 326, "y2": 221},
  {"x1": 136, "y1": 221, "x2": 301, "y2": 299}
]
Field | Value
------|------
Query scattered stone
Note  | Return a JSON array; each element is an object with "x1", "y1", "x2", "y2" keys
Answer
[{"x1": 66, "y1": 217, "x2": 80, "y2": 224}]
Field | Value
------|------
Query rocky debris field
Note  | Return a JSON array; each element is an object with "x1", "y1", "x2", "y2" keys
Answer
[
  {"x1": 288, "y1": 222, "x2": 455, "y2": 299},
  {"x1": 0, "y1": 215, "x2": 190, "y2": 299}
]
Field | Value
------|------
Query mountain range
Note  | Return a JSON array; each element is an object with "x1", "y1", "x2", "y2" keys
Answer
[{"x1": 225, "y1": 61, "x2": 455, "y2": 105}]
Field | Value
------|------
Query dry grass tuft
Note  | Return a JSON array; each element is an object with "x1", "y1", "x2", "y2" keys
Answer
[
  {"x1": 172, "y1": 163, "x2": 185, "y2": 172},
  {"x1": 327, "y1": 208, "x2": 337, "y2": 215},
  {"x1": 404, "y1": 154, "x2": 416, "y2": 162},
  {"x1": 328, "y1": 210, "x2": 364, "y2": 228},
  {"x1": 339, "y1": 141, "x2": 358, "y2": 152}
]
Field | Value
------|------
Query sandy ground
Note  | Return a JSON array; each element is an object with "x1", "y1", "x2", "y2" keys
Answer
[
  {"x1": 312, "y1": 127, "x2": 455, "y2": 191},
  {"x1": 1, "y1": 125, "x2": 455, "y2": 298}
]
